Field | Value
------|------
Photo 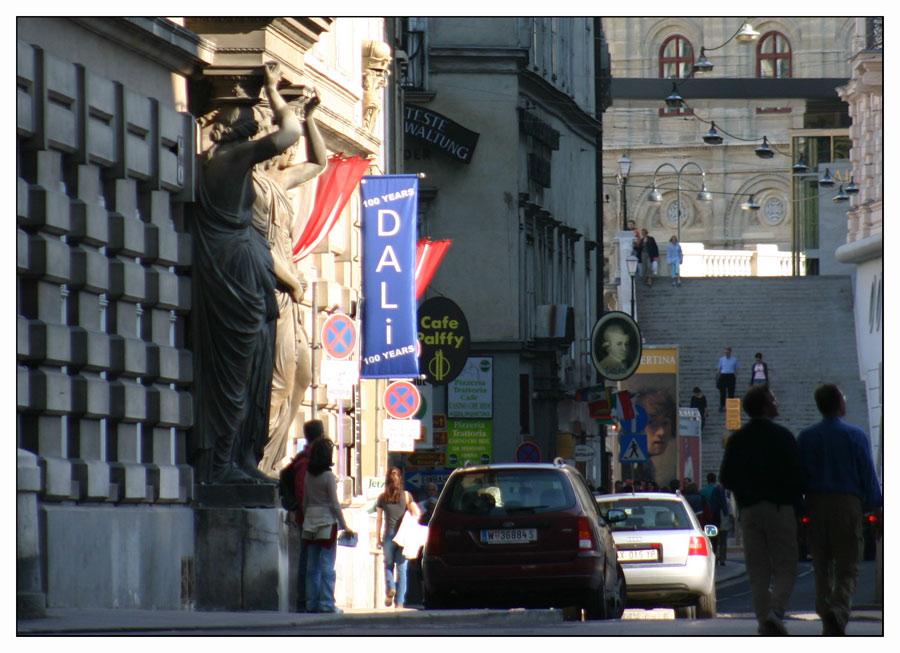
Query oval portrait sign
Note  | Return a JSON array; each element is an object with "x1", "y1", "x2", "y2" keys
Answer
[
  {"x1": 417, "y1": 296, "x2": 470, "y2": 385},
  {"x1": 590, "y1": 311, "x2": 642, "y2": 381}
]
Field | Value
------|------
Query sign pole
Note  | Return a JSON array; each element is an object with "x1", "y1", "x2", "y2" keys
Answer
[{"x1": 310, "y1": 267, "x2": 318, "y2": 419}]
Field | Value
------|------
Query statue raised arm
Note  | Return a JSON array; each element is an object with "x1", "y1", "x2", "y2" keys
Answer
[{"x1": 190, "y1": 62, "x2": 300, "y2": 485}]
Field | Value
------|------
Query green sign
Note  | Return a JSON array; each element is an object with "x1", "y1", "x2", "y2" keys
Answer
[{"x1": 447, "y1": 419, "x2": 492, "y2": 467}]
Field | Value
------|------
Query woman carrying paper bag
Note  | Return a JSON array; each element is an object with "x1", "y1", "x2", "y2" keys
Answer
[{"x1": 375, "y1": 467, "x2": 422, "y2": 608}]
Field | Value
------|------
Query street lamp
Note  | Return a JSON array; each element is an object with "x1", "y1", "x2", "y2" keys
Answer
[
  {"x1": 648, "y1": 162, "x2": 712, "y2": 245},
  {"x1": 626, "y1": 255, "x2": 639, "y2": 318},
  {"x1": 617, "y1": 154, "x2": 632, "y2": 230}
]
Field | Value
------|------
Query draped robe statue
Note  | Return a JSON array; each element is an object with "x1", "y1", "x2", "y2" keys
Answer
[
  {"x1": 189, "y1": 63, "x2": 301, "y2": 484},
  {"x1": 253, "y1": 88, "x2": 327, "y2": 478}
]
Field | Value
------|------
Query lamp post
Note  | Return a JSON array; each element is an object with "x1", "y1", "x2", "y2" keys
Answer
[
  {"x1": 617, "y1": 154, "x2": 631, "y2": 230},
  {"x1": 626, "y1": 255, "x2": 639, "y2": 319},
  {"x1": 648, "y1": 162, "x2": 712, "y2": 245}
]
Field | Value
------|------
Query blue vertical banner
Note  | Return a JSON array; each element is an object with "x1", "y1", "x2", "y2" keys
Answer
[{"x1": 360, "y1": 175, "x2": 420, "y2": 379}]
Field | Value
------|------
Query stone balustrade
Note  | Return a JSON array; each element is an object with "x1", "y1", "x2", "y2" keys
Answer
[{"x1": 677, "y1": 243, "x2": 801, "y2": 278}]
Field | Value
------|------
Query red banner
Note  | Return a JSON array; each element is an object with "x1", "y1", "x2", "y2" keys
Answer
[
  {"x1": 293, "y1": 154, "x2": 369, "y2": 262},
  {"x1": 415, "y1": 238, "x2": 452, "y2": 299}
]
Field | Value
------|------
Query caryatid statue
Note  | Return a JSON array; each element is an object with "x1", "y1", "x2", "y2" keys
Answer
[
  {"x1": 190, "y1": 62, "x2": 300, "y2": 484},
  {"x1": 252, "y1": 85, "x2": 327, "y2": 478},
  {"x1": 362, "y1": 40, "x2": 392, "y2": 132}
]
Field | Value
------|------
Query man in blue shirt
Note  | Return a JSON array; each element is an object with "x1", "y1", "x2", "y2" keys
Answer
[
  {"x1": 715, "y1": 347, "x2": 739, "y2": 411},
  {"x1": 798, "y1": 383, "x2": 883, "y2": 636}
]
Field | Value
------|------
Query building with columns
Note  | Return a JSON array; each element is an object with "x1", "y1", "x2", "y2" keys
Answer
[
  {"x1": 16, "y1": 16, "x2": 409, "y2": 614},
  {"x1": 600, "y1": 17, "x2": 856, "y2": 281}
]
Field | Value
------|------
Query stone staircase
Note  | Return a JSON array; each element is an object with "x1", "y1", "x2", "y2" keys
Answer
[{"x1": 633, "y1": 276, "x2": 868, "y2": 479}]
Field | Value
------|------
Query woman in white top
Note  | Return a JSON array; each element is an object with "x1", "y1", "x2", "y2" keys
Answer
[
  {"x1": 302, "y1": 438, "x2": 354, "y2": 613},
  {"x1": 749, "y1": 352, "x2": 769, "y2": 386}
]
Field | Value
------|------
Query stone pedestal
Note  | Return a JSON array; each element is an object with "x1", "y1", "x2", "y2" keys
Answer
[
  {"x1": 17, "y1": 449, "x2": 46, "y2": 619},
  {"x1": 194, "y1": 484, "x2": 292, "y2": 611}
]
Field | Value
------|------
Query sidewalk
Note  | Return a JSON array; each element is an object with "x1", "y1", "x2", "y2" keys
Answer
[{"x1": 18, "y1": 547, "x2": 882, "y2": 635}]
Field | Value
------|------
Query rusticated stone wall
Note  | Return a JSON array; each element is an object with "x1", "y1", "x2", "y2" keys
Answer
[{"x1": 17, "y1": 38, "x2": 196, "y2": 505}]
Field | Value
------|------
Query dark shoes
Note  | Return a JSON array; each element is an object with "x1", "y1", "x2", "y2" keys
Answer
[
  {"x1": 823, "y1": 610, "x2": 845, "y2": 635},
  {"x1": 758, "y1": 610, "x2": 788, "y2": 636}
]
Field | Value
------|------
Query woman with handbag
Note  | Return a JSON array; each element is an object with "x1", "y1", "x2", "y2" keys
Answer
[
  {"x1": 302, "y1": 438, "x2": 354, "y2": 613},
  {"x1": 376, "y1": 467, "x2": 421, "y2": 608}
]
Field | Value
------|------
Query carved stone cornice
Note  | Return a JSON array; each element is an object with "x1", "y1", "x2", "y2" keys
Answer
[{"x1": 70, "y1": 17, "x2": 215, "y2": 75}]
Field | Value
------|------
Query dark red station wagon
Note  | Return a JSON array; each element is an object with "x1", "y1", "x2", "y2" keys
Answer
[{"x1": 422, "y1": 461, "x2": 626, "y2": 619}]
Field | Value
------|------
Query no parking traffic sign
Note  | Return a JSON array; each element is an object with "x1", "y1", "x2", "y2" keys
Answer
[
  {"x1": 321, "y1": 313, "x2": 357, "y2": 360},
  {"x1": 383, "y1": 381, "x2": 421, "y2": 420},
  {"x1": 516, "y1": 442, "x2": 541, "y2": 463}
]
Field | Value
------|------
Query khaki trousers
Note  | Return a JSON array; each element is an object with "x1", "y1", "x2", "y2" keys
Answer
[
  {"x1": 739, "y1": 501, "x2": 798, "y2": 624},
  {"x1": 804, "y1": 493, "x2": 863, "y2": 629}
]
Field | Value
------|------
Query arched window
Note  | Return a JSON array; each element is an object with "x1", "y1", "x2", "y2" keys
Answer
[
  {"x1": 659, "y1": 35, "x2": 693, "y2": 116},
  {"x1": 659, "y1": 35, "x2": 694, "y2": 79},
  {"x1": 757, "y1": 31, "x2": 791, "y2": 78},
  {"x1": 757, "y1": 31, "x2": 791, "y2": 113}
]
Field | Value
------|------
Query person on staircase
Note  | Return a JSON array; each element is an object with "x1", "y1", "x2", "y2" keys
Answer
[
  {"x1": 640, "y1": 228, "x2": 659, "y2": 286},
  {"x1": 667, "y1": 235, "x2": 683, "y2": 286},
  {"x1": 750, "y1": 352, "x2": 770, "y2": 386},
  {"x1": 716, "y1": 347, "x2": 739, "y2": 411}
]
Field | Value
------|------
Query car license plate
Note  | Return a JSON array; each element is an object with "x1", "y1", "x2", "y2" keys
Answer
[
  {"x1": 480, "y1": 528, "x2": 537, "y2": 544},
  {"x1": 617, "y1": 548, "x2": 659, "y2": 562}
]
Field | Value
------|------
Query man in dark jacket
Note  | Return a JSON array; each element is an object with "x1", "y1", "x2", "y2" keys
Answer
[
  {"x1": 640, "y1": 228, "x2": 659, "y2": 286},
  {"x1": 720, "y1": 385, "x2": 805, "y2": 636}
]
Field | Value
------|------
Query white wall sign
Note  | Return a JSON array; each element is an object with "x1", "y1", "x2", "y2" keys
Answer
[
  {"x1": 384, "y1": 418, "x2": 421, "y2": 452},
  {"x1": 448, "y1": 357, "x2": 493, "y2": 418}
]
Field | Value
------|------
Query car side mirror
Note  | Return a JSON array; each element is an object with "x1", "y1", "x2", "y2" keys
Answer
[
  {"x1": 704, "y1": 524, "x2": 718, "y2": 538},
  {"x1": 606, "y1": 509, "x2": 627, "y2": 523}
]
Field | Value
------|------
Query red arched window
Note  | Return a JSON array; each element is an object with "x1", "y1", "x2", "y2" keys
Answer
[
  {"x1": 659, "y1": 35, "x2": 694, "y2": 116},
  {"x1": 757, "y1": 31, "x2": 791, "y2": 78}
]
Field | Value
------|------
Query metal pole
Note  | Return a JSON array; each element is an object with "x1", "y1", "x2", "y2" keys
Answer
[
  {"x1": 630, "y1": 273, "x2": 636, "y2": 319},
  {"x1": 676, "y1": 169, "x2": 682, "y2": 246},
  {"x1": 310, "y1": 267, "x2": 318, "y2": 419}
]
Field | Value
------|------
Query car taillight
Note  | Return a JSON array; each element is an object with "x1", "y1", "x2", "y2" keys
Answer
[
  {"x1": 426, "y1": 527, "x2": 441, "y2": 556},
  {"x1": 866, "y1": 514, "x2": 879, "y2": 524},
  {"x1": 801, "y1": 516, "x2": 810, "y2": 525},
  {"x1": 688, "y1": 535, "x2": 709, "y2": 556},
  {"x1": 578, "y1": 516, "x2": 596, "y2": 551}
]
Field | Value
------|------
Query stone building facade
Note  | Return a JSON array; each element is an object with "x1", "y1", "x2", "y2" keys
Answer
[
  {"x1": 835, "y1": 17, "x2": 883, "y2": 480},
  {"x1": 600, "y1": 17, "x2": 857, "y2": 278},
  {"x1": 397, "y1": 18, "x2": 606, "y2": 481},
  {"x1": 17, "y1": 16, "x2": 405, "y2": 614}
]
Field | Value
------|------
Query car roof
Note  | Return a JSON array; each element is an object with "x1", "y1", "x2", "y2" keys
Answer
[
  {"x1": 595, "y1": 492, "x2": 687, "y2": 502},
  {"x1": 451, "y1": 463, "x2": 574, "y2": 473}
]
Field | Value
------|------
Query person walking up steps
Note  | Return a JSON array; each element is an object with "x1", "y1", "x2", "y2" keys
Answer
[
  {"x1": 797, "y1": 383, "x2": 882, "y2": 636},
  {"x1": 720, "y1": 385, "x2": 806, "y2": 636}
]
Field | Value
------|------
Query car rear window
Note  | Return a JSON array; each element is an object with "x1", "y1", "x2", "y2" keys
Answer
[
  {"x1": 597, "y1": 498, "x2": 691, "y2": 531},
  {"x1": 444, "y1": 469, "x2": 575, "y2": 516}
]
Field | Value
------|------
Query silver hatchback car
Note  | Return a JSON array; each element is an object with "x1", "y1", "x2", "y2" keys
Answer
[{"x1": 595, "y1": 491, "x2": 718, "y2": 618}]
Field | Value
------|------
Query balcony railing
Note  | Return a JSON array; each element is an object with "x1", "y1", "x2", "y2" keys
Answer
[{"x1": 866, "y1": 17, "x2": 883, "y2": 51}]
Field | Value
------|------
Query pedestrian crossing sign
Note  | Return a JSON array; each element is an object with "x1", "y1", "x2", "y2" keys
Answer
[{"x1": 619, "y1": 433, "x2": 648, "y2": 463}]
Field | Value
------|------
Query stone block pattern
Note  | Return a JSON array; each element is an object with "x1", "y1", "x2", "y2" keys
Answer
[{"x1": 16, "y1": 40, "x2": 194, "y2": 506}]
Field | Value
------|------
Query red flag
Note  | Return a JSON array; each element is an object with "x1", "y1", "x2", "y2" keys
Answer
[
  {"x1": 293, "y1": 154, "x2": 369, "y2": 262},
  {"x1": 617, "y1": 391, "x2": 635, "y2": 421},
  {"x1": 415, "y1": 238, "x2": 452, "y2": 299}
]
